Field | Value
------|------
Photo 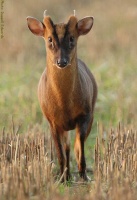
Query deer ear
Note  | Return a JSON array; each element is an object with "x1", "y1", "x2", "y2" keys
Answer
[
  {"x1": 27, "y1": 17, "x2": 45, "y2": 36},
  {"x1": 77, "y1": 17, "x2": 94, "y2": 36}
]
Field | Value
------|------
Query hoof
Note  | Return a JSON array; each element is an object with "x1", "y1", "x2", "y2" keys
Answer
[{"x1": 79, "y1": 172, "x2": 91, "y2": 182}]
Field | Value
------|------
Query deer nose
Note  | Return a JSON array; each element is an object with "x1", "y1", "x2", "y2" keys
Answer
[{"x1": 56, "y1": 58, "x2": 68, "y2": 67}]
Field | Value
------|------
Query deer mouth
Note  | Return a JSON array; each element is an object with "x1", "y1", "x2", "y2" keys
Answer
[{"x1": 53, "y1": 63, "x2": 71, "y2": 69}]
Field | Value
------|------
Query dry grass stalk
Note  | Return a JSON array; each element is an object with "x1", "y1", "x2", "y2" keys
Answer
[{"x1": 94, "y1": 123, "x2": 137, "y2": 186}]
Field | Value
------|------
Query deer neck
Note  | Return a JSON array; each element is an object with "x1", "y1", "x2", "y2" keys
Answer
[{"x1": 46, "y1": 56, "x2": 79, "y2": 97}]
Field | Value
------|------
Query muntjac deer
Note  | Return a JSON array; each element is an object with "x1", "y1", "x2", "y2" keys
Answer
[{"x1": 27, "y1": 11, "x2": 97, "y2": 182}]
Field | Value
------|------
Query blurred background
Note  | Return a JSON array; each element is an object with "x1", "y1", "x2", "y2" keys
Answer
[{"x1": 0, "y1": 0, "x2": 137, "y2": 132}]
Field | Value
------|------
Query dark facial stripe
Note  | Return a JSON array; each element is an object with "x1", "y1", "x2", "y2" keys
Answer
[
  {"x1": 63, "y1": 23, "x2": 70, "y2": 39},
  {"x1": 52, "y1": 26, "x2": 60, "y2": 47}
]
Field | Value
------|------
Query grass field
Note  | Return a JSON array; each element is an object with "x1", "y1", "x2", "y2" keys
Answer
[{"x1": 0, "y1": 0, "x2": 137, "y2": 199}]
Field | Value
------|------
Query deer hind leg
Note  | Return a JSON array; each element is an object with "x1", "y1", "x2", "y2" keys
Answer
[
  {"x1": 74, "y1": 114, "x2": 93, "y2": 180},
  {"x1": 50, "y1": 126, "x2": 67, "y2": 182}
]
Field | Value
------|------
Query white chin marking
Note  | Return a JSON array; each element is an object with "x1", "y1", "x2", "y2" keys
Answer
[{"x1": 53, "y1": 64, "x2": 71, "y2": 69}]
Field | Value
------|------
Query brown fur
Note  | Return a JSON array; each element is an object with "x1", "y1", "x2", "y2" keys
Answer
[{"x1": 27, "y1": 14, "x2": 97, "y2": 181}]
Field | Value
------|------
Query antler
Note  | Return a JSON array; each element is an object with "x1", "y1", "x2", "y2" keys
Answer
[
  {"x1": 43, "y1": 10, "x2": 47, "y2": 18},
  {"x1": 73, "y1": 10, "x2": 76, "y2": 16}
]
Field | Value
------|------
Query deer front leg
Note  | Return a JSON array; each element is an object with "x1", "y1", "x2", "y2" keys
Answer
[
  {"x1": 74, "y1": 114, "x2": 92, "y2": 180},
  {"x1": 50, "y1": 126, "x2": 67, "y2": 182},
  {"x1": 64, "y1": 131, "x2": 71, "y2": 180}
]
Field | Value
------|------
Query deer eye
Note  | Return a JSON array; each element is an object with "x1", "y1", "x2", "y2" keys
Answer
[
  {"x1": 69, "y1": 36, "x2": 75, "y2": 49},
  {"x1": 48, "y1": 37, "x2": 52, "y2": 43},
  {"x1": 48, "y1": 37, "x2": 55, "y2": 49},
  {"x1": 69, "y1": 36, "x2": 74, "y2": 43}
]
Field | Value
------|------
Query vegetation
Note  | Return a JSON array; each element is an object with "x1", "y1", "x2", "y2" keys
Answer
[
  {"x1": 0, "y1": 0, "x2": 137, "y2": 199},
  {"x1": 0, "y1": 124, "x2": 137, "y2": 199}
]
